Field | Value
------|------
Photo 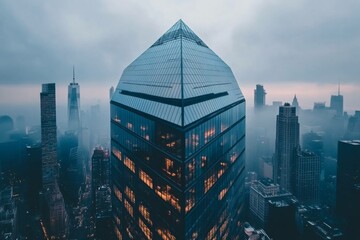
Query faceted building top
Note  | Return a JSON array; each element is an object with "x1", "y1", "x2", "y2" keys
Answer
[{"x1": 112, "y1": 19, "x2": 244, "y2": 126}]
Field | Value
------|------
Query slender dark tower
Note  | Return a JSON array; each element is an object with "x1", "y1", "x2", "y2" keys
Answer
[
  {"x1": 68, "y1": 66, "x2": 81, "y2": 131},
  {"x1": 274, "y1": 103, "x2": 299, "y2": 191},
  {"x1": 330, "y1": 82, "x2": 343, "y2": 116},
  {"x1": 110, "y1": 20, "x2": 246, "y2": 239},
  {"x1": 40, "y1": 83, "x2": 67, "y2": 238},
  {"x1": 254, "y1": 84, "x2": 266, "y2": 110},
  {"x1": 41, "y1": 83, "x2": 58, "y2": 191}
]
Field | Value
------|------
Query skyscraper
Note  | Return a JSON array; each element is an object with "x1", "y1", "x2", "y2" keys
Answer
[
  {"x1": 274, "y1": 103, "x2": 299, "y2": 191},
  {"x1": 68, "y1": 66, "x2": 81, "y2": 131},
  {"x1": 294, "y1": 150, "x2": 321, "y2": 205},
  {"x1": 111, "y1": 20, "x2": 246, "y2": 239},
  {"x1": 40, "y1": 83, "x2": 67, "y2": 238},
  {"x1": 291, "y1": 94, "x2": 300, "y2": 109},
  {"x1": 40, "y1": 83, "x2": 58, "y2": 191},
  {"x1": 254, "y1": 84, "x2": 266, "y2": 110},
  {"x1": 336, "y1": 140, "x2": 360, "y2": 238},
  {"x1": 330, "y1": 84, "x2": 343, "y2": 116}
]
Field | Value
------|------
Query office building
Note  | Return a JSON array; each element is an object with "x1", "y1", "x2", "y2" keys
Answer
[
  {"x1": 292, "y1": 95, "x2": 300, "y2": 109},
  {"x1": 111, "y1": 20, "x2": 246, "y2": 239},
  {"x1": 330, "y1": 87, "x2": 343, "y2": 116},
  {"x1": 274, "y1": 103, "x2": 299, "y2": 191},
  {"x1": 249, "y1": 178, "x2": 292, "y2": 227},
  {"x1": 254, "y1": 84, "x2": 266, "y2": 110},
  {"x1": 294, "y1": 150, "x2": 321, "y2": 204},
  {"x1": 336, "y1": 140, "x2": 360, "y2": 238},
  {"x1": 68, "y1": 67, "x2": 81, "y2": 131}
]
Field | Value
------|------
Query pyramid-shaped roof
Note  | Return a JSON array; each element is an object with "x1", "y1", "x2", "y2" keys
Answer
[{"x1": 112, "y1": 20, "x2": 244, "y2": 126}]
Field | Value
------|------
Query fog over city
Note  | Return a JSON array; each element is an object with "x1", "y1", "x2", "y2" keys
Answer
[{"x1": 1, "y1": 1, "x2": 360, "y2": 239}]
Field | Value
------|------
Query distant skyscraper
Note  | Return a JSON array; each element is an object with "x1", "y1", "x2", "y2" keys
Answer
[
  {"x1": 40, "y1": 83, "x2": 67, "y2": 238},
  {"x1": 291, "y1": 95, "x2": 300, "y2": 109},
  {"x1": 68, "y1": 66, "x2": 81, "y2": 131},
  {"x1": 330, "y1": 84, "x2": 343, "y2": 116},
  {"x1": 274, "y1": 103, "x2": 299, "y2": 191},
  {"x1": 294, "y1": 150, "x2": 321, "y2": 204},
  {"x1": 111, "y1": 20, "x2": 246, "y2": 239},
  {"x1": 92, "y1": 147, "x2": 110, "y2": 198},
  {"x1": 254, "y1": 84, "x2": 266, "y2": 110},
  {"x1": 109, "y1": 86, "x2": 114, "y2": 100},
  {"x1": 40, "y1": 83, "x2": 58, "y2": 191},
  {"x1": 336, "y1": 140, "x2": 360, "y2": 238}
]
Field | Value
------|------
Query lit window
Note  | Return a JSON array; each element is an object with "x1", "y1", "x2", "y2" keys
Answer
[
  {"x1": 155, "y1": 184, "x2": 180, "y2": 211},
  {"x1": 139, "y1": 218, "x2": 152, "y2": 240},
  {"x1": 218, "y1": 187, "x2": 228, "y2": 201},
  {"x1": 204, "y1": 173, "x2": 216, "y2": 193},
  {"x1": 185, "y1": 188, "x2": 195, "y2": 213},
  {"x1": 139, "y1": 170, "x2": 153, "y2": 189},
  {"x1": 201, "y1": 156, "x2": 207, "y2": 168},
  {"x1": 124, "y1": 157, "x2": 135, "y2": 173},
  {"x1": 145, "y1": 135, "x2": 150, "y2": 141},
  {"x1": 186, "y1": 159, "x2": 195, "y2": 182},
  {"x1": 114, "y1": 185, "x2": 122, "y2": 202},
  {"x1": 218, "y1": 162, "x2": 227, "y2": 178},
  {"x1": 127, "y1": 122, "x2": 133, "y2": 130},
  {"x1": 220, "y1": 219, "x2": 229, "y2": 236},
  {"x1": 112, "y1": 146, "x2": 122, "y2": 161},
  {"x1": 140, "y1": 125, "x2": 147, "y2": 131},
  {"x1": 204, "y1": 127, "x2": 215, "y2": 143},
  {"x1": 124, "y1": 199, "x2": 133, "y2": 217},
  {"x1": 156, "y1": 228, "x2": 176, "y2": 240},
  {"x1": 115, "y1": 226, "x2": 122, "y2": 240},
  {"x1": 124, "y1": 186, "x2": 135, "y2": 203},
  {"x1": 191, "y1": 134, "x2": 199, "y2": 147},
  {"x1": 205, "y1": 225, "x2": 217, "y2": 240},
  {"x1": 230, "y1": 152, "x2": 238, "y2": 163},
  {"x1": 163, "y1": 158, "x2": 181, "y2": 181},
  {"x1": 114, "y1": 114, "x2": 121, "y2": 123},
  {"x1": 115, "y1": 216, "x2": 121, "y2": 226},
  {"x1": 139, "y1": 204, "x2": 152, "y2": 225}
]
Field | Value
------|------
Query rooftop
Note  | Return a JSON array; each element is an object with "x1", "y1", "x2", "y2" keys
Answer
[{"x1": 112, "y1": 20, "x2": 244, "y2": 127}]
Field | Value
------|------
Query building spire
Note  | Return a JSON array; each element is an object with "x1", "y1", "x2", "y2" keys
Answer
[{"x1": 73, "y1": 65, "x2": 75, "y2": 84}]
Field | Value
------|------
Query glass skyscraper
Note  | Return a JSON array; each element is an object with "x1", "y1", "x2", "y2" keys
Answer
[{"x1": 111, "y1": 20, "x2": 246, "y2": 239}]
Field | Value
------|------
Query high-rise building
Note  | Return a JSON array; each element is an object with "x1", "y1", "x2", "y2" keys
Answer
[
  {"x1": 40, "y1": 83, "x2": 67, "y2": 238},
  {"x1": 68, "y1": 66, "x2": 81, "y2": 131},
  {"x1": 254, "y1": 84, "x2": 266, "y2": 110},
  {"x1": 249, "y1": 178, "x2": 292, "y2": 227},
  {"x1": 291, "y1": 95, "x2": 300, "y2": 109},
  {"x1": 336, "y1": 140, "x2": 360, "y2": 238},
  {"x1": 110, "y1": 20, "x2": 246, "y2": 239},
  {"x1": 40, "y1": 83, "x2": 58, "y2": 191},
  {"x1": 294, "y1": 150, "x2": 321, "y2": 205},
  {"x1": 109, "y1": 86, "x2": 114, "y2": 100},
  {"x1": 274, "y1": 103, "x2": 299, "y2": 191},
  {"x1": 92, "y1": 147, "x2": 110, "y2": 199},
  {"x1": 330, "y1": 85, "x2": 343, "y2": 116}
]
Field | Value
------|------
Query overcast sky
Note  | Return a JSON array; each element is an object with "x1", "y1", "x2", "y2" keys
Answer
[{"x1": 0, "y1": 0, "x2": 359, "y2": 111}]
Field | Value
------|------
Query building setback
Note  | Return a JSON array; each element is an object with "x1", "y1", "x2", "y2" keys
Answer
[{"x1": 110, "y1": 20, "x2": 246, "y2": 239}]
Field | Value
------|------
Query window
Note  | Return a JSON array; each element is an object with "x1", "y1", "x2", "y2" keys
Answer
[
  {"x1": 218, "y1": 187, "x2": 228, "y2": 201},
  {"x1": 218, "y1": 162, "x2": 227, "y2": 178},
  {"x1": 124, "y1": 157, "x2": 135, "y2": 173},
  {"x1": 115, "y1": 226, "x2": 122, "y2": 240},
  {"x1": 185, "y1": 188, "x2": 195, "y2": 213},
  {"x1": 186, "y1": 159, "x2": 195, "y2": 182},
  {"x1": 206, "y1": 225, "x2": 217, "y2": 240},
  {"x1": 156, "y1": 228, "x2": 175, "y2": 240},
  {"x1": 125, "y1": 186, "x2": 135, "y2": 203},
  {"x1": 127, "y1": 122, "x2": 133, "y2": 130},
  {"x1": 204, "y1": 127, "x2": 215, "y2": 143},
  {"x1": 114, "y1": 185, "x2": 122, "y2": 202},
  {"x1": 139, "y1": 204, "x2": 152, "y2": 225},
  {"x1": 163, "y1": 158, "x2": 181, "y2": 182},
  {"x1": 139, "y1": 218, "x2": 152, "y2": 240},
  {"x1": 139, "y1": 170, "x2": 153, "y2": 189},
  {"x1": 112, "y1": 146, "x2": 122, "y2": 161},
  {"x1": 204, "y1": 173, "x2": 216, "y2": 193},
  {"x1": 124, "y1": 199, "x2": 133, "y2": 217},
  {"x1": 155, "y1": 184, "x2": 180, "y2": 211},
  {"x1": 201, "y1": 156, "x2": 207, "y2": 168}
]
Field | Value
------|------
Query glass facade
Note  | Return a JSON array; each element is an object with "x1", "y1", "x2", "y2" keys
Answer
[{"x1": 111, "y1": 20, "x2": 246, "y2": 239}]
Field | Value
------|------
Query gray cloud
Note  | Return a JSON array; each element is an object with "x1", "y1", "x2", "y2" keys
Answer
[{"x1": 0, "y1": 0, "x2": 359, "y2": 87}]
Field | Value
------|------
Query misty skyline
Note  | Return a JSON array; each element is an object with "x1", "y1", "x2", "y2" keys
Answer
[{"x1": 1, "y1": 0, "x2": 360, "y2": 114}]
